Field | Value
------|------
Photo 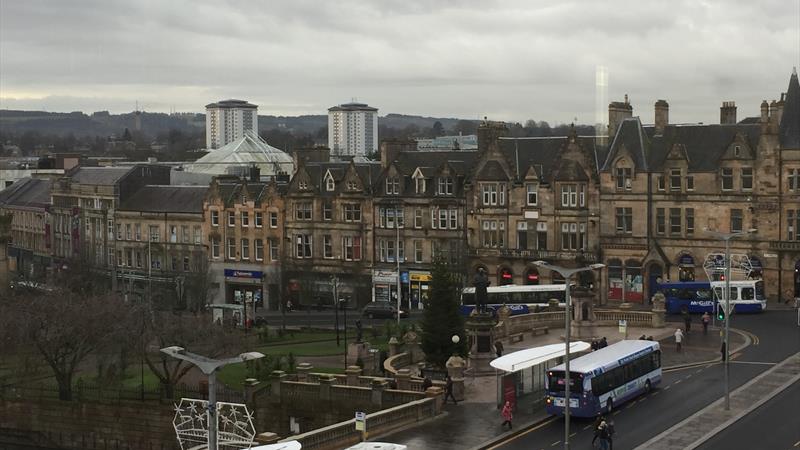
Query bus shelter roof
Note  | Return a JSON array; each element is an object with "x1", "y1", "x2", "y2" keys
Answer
[{"x1": 490, "y1": 341, "x2": 591, "y2": 373}]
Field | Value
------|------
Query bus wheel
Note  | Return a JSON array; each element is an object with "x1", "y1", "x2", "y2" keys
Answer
[
  {"x1": 606, "y1": 399, "x2": 613, "y2": 412},
  {"x1": 645, "y1": 380, "x2": 652, "y2": 394}
]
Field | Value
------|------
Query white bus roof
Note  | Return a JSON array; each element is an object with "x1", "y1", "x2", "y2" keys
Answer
[
  {"x1": 550, "y1": 340, "x2": 660, "y2": 375},
  {"x1": 491, "y1": 341, "x2": 591, "y2": 373},
  {"x1": 462, "y1": 284, "x2": 567, "y2": 294}
]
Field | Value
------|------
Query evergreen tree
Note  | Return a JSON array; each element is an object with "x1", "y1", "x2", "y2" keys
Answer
[{"x1": 421, "y1": 257, "x2": 468, "y2": 368}]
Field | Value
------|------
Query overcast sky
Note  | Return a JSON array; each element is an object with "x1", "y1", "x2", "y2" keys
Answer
[{"x1": 1, "y1": 0, "x2": 798, "y2": 125}]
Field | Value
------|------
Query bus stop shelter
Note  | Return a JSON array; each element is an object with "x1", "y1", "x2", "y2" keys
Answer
[{"x1": 490, "y1": 342, "x2": 591, "y2": 412}]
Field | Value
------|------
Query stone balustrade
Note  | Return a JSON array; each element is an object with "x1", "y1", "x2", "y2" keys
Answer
[
  {"x1": 282, "y1": 395, "x2": 441, "y2": 450},
  {"x1": 594, "y1": 309, "x2": 656, "y2": 327}
]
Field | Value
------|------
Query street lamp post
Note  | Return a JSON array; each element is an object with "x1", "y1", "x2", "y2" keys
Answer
[
  {"x1": 533, "y1": 261, "x2": 605, "y2": 450},
  {"x1": 704, "y1": 228, "x2": 756, "y2": 411},
  {"x1": 396, "y1": 206, "x2": 402, "y2": 326},
  {"x1": 331, "y1": 275, "x2": 340, "y2": 346},
  {"x1": 160, "y1": 347, "x2": 264, "y2": 450}
]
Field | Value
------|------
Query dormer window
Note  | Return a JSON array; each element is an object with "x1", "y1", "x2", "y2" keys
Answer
[
  {"x1": 325, "y1": 176, "x2": 335, "y2": 192},
  {"x1": 734, "y1": 145, "x2": 741, "y2": 157},
  {"x1": 298, "y1": 180, "x2": 309, "y2": 190},
  {"x1": 721, "y1": 168, "x2": 734, "y2": 191},
  {"x1": 670, "y1": 169, "x2": 682, "y2": 191},
  {"x1": 346, "y1": 181, "x2": 358, "y2": 191},
  {"x1": 415, "y1": 177, "x2": 426, "y2": 194},
  {"x1": 616, "y1": 167, "x2": 633, "y2": 190},
  {"x1": 385, "y1": 177, "x2": 400, "y2": 195},
  {"x1": 437, "y1": 177, "x2": 454, "y2": 195}
]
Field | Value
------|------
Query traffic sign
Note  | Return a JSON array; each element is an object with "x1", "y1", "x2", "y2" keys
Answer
[{"x1": 355, "y1": 411, "x2": 366, "y2": 431}]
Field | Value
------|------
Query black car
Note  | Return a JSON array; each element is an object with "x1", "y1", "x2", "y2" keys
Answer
[{"x1": 362, "y1": 302, "x2": 408, "y2": 319}]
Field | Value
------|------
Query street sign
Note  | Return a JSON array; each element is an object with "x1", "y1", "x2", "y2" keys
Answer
[
  {"x1": 355, "y1": 411, "x2": 366, "y2": 431},
  {"x1": 618, "y1": 320, "x2": 627, "y2": 334}
]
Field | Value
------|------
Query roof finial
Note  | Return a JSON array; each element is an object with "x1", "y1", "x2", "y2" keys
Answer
[
  {"x1": 624, "y1": 94, "x2": 629, "y2": 104},
  {"x1": 793, "y1": 66, "x2": 797, "y2": 75}
]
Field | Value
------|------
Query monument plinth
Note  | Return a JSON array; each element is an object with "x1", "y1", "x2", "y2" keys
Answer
[
  {"x1": 569, "y1": 287, "x2": 599, "y2": 340},
  {"x1": 465, "y1": 312, "x2": 498, "y2": 376}
]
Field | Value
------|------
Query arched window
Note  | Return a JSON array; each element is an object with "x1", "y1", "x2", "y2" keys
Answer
[
  {"x1": 498, "y1": 267, "x2": 513, "y2": 285},
  {"x1": 525, "y1": 268, "x2": 540, "y2": 285}
]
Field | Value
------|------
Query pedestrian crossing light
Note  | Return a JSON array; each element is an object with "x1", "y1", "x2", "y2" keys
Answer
[{"x1": 717, "y1": 307, "x2": 725, "y2": 321}]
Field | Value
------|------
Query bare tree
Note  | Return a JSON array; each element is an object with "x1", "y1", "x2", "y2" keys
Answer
[
  {"x1": 141, "y1": 310, "x2": 238, "y2": 398},
  {"x1": 182, "y1": 252, "x2": 213, "y2": 313},
  {"x1": 3, "y1": 289, "x2": 133, "y2": 400}
]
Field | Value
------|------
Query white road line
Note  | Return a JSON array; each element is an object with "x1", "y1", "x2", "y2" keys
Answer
[
  {"x1": 675, "y1": 379, "x2": 682, "y2": 385},
  {"x1": 550, "y1": 440, "x2": 560, "y2": 447},
  {"x1": 583, "y1": 425, "x2": 592, "y2": 430}
]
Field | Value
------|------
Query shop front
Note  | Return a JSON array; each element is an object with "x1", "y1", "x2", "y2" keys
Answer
[
  {"x1": 678, "y1": 254, "x2": 696, "y2": 281},
  {"x1": 372, "y1": 269, "x2": 398, "y2": 304},
  {"x1": 224, "y1": 269, "x2": 263, "y2": 316},
  {"x1": 409, "y1": 270, "x2": 432, "y2": 310}
]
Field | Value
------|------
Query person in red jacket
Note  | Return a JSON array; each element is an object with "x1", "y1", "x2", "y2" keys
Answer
[{"x1": 501, "y1": 401, "x2": 513, "y2": 430}]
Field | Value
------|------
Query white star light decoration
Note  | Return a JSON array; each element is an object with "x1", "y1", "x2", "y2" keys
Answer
[{"x1": 172, "y1": 398, "x2": 257, "y2": 450}]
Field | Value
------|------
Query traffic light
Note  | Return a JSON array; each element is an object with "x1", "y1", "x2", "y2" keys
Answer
[{"x1": 717, "y1": 307, "x2": 725, "y2": 321}]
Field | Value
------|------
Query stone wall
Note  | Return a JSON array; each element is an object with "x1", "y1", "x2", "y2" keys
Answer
[{"x1": 0, "y1": 399, "x2": 178, "y2": 450}]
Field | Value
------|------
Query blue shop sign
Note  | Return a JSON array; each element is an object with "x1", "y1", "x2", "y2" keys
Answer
[
  {"x1": 400, "y1": 271, "x2": 409, "y2": 284},
  {"x1": 225, "y1": 269, "x2": 263, "y2": 279},
  {"x1": 678, "y1": 254, "x2": 695, "y2": 267}
]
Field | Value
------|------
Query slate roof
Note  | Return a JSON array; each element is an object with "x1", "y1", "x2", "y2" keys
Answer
[
  {"x1": 779, "y1": 69, "x2": 800, "y2": 149},
  {"x1": 391, "y1": 151, "x2": 479, "y2": 176},
  {"x1": 118, "y1": 186, "x2": 208, "y2": 213},
  {"x1": 0, "y1": 178, "x2": 51, "y2": 209},
  {"x1": 69, "y1": 167, "x2": 131, "y2": 185},
  {"x1": 498, "y1": 136, "x2": 606, "y2": 183},
  {"x1": 299, "y1": 161, "x2": 383, "y2": 194},
  {"x1": 602, "y1": 117, "x2": 762, "y2": 172}
]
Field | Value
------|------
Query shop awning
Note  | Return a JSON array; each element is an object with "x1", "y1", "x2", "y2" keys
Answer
[{"x1": 490, "y1": 341, "x2": 591, "y2": 373}]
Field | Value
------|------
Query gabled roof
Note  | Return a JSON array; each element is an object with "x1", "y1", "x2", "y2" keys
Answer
[
  {"x1": 391, "y1": 151, "x2": 479, "y2": 177},
  {"x1": 780, "y1": 69, "x2": 800, "y2": 149},
  {"x1": 498, "y1": 136, "x2": 606, "y2": 184},
  {"x1": 69, "y1": 167, "x2": 131, "y2": 185},
  {"x1": 0, "y1": 178, "x2": 51, "y2": 209},
  {"x1": 297, "y1": 161, "x2": 382, "y2": 195},
  {"x1": 602, "y1": 118, "x2": 650, "y2": 171},
  {"x1": 647, "y1": 123, "x2": 761, "y2": 171},
  {"x1": 118, "y1": 186, "x2": 208, "y2": 213}
]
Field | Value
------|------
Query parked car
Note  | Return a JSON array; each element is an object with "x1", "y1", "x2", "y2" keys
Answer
[{"x1": 362, "y1": 302, "x2": 408, "y2": 319}]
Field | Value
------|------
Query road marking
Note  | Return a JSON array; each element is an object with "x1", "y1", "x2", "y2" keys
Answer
[
  {"x1": 731, "y1": 352, "x2": 741, "y2": 360},
  {"x1": 613, "y1": 410, "x2": 621, "y2": 415},
  {"x1": 793, "y1": 439, "x2": 799, "y2": 447},
  {"x1": 570, "y1": 433, "x2": 577, "y2": 437},
  {"x1": 583, "y1": 425, "x2": 592, "y2": 430},
  {"x1": 685, "y1": 374, "x2": 692, "y2": 379},
  {"x1": 485, "y1": 417, "x2": 557, "y2": 449},
  {"x1": 664, "y1": 385, "x2": 671, "y2": 390},
  {"x1": 652, "y1": 390, "x2": 661, "y2": 396},
  {"x1": 730, "y1": 361, "x2": 777, "y2": 366},
  {"x1": 675, "y1": 379, "x2": 682, "y2": 385},
  {"x1": 550, "y1": 440, "x2": 560, "y2": 447}
]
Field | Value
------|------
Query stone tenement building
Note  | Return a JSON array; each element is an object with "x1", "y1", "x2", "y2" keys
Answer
[
  {"x1": 0, "y1": 70, "x2": 797, "y2": 309},
  {"x1": 598, "y1": 69, "x2": 800, "y2": 303}
]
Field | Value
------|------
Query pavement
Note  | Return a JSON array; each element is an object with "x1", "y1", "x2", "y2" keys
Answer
[
  {"x1": 636, "y1": 351, "x2": 800, "y2": 450},
  {"x1": 379, "y1": 319, "x2": 740, "y2": 450}
]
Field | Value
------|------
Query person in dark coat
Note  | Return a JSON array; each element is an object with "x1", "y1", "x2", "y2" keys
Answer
[
  {"x1": 598, "y1": 337, "x2": 608, "y2": 349},
  {"x1": 444, "y1": 375, "x2": 458, "y2": 405},
  {"x1": 494, "y1": 340, "x2": 504, "y2": 358},
  {"x1": 683, "y1": 311, "x2": 692, "y2": 334},
  {"x1": 421, "y1": 376, "x2": 433, "y2": 391}
]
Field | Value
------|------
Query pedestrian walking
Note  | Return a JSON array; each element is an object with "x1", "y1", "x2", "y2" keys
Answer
[
  {"x1": 494, "y1": 340, "x2": 504, "y2": 358},
  {"x1": 674, "y1": 328, "x2": 684, "y2": 352},
  {"x1": 599, "y1": 337, "x2": 608, "y2": 349},
  {"x1": 592, "y1": 419, "x2": 610, "y2": 450},
  {"x1": 683, "y1": 311, "x2": 692, "y2": 334},
  {"x1": 421, "y1": 376, "x2": 433, "y2": 391},
  {"x1": 720, "y1": 341, "x2": 727, "y2": 362},
  {"x1": 444, "y1": 375, "x2": 458, "y2": 405},
  {"x1": 500, "y1": 401, "x2": 513, "y2": 430},
  {"x1": 605, "y1": 416, "x2": 616, "y2": 450},
  {"x1": 701, "y1": 312, "x2": 711, "y2": 334}
]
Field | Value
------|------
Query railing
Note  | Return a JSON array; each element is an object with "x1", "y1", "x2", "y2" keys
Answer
[
  {"x1": 284, "y1": 397, "x2": 438, "y2": 450},
  {"x1": 383, "y1": 389, "x2": 426, "y2": 405},
  {"x1": 594, "y1": 310, "x2": 653, "y2": 326},
  {"x1": 329, "y1": 385, "x2": 372, "y2": 403},
  {"x1": 383, "y1": 352, "x2": 411, "y2": 375},
  {"x1": 280, "y1": 381, "x2": 320, "y2": 400},
  {"x1": 0, "y1": 380, "x2": 243, "y2": 404},
  {"x1": 495, "y1": 311, "x2": 565, "y2": 338}
]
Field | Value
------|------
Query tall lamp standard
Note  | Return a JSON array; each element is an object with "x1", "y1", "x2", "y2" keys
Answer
[
  {"x1": 704, "y1": 227, "x2": 757, "y2": 411},
  {"x1": 160, "y1": 347, "x2": 264, "y2": 450},
  {"x1": 331, "y1": 275, "x2": 340, "y2": 346},
  {"x1": 533, "y1": 261, "x2": 605, "y2": 450}
]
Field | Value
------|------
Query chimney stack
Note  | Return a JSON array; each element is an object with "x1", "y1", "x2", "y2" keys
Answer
[
  {"x1": 654, "y1": 99, "x2": 669, "y2": 134},
  {"x1": 760, "y1": 100, "x2": 770, "y2": 123},
  {"x1": 608, "y1": 95, "x2": 633, "y2": 140},
  {"x1": 720, "y1": 101, "x2": 737, "y2": 124}
]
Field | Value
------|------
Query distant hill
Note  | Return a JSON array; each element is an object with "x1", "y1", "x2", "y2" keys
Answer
[{"x1": 0, "y1": 110, "x2": 479, "y2": 138}]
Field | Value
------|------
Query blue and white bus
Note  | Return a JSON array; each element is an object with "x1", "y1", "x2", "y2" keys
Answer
[
  {"x1": 545, "y1": 340, "x2": 662, "y2": 417},
  {"x1": 657, "y1": 281, "x2": 715, "y2": 314},
  {"x1": 711, "y1": 280, "x2": 767, "y2": 313},
  {"x1": 460, "y1": 284, "x2": 567, "y2": 316},
  {"x1": 656, "y1": 280, "x2": 766, "y2": 314}
]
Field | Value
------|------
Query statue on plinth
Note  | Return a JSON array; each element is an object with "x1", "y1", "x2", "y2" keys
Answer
[{"x1": 474, "y1": 267, "x2": 490, "y2": 314}]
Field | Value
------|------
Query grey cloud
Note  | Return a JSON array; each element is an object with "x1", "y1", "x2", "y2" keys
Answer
[{"x1": 0, "y1": 0, "x2": 798, "y2": 124}]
